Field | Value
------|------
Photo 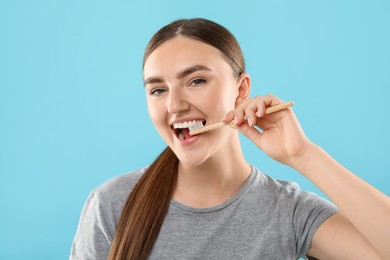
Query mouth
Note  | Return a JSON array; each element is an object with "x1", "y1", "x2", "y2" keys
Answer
[{"x1": 172, "y1": 119, "x2": 206, "y2": 141}]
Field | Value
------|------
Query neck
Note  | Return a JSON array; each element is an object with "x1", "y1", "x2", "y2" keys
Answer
[{"x1": 172, "y1": 137, "x2": 252, "y2": 208}]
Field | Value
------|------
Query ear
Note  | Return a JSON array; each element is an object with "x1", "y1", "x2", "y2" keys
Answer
[{"x1": 235, "y1": 73, "x2": 251, "y2": 107}]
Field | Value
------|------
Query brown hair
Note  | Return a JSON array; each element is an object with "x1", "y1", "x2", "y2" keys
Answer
[{"x1": 109, "y1": 18, "x2": 245, "y2": 260}]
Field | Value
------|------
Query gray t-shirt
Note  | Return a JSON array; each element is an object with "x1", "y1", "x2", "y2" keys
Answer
[{"x1": 70, "y1": 166, "x2": 338, "y2": 259}]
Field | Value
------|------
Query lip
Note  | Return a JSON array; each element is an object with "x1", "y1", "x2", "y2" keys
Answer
[
  {"x1": 174, "y1": 133, "x2": 200, "y2": 146},
  {"x1": 169, "y1": 117, "x2": 206, "y2": 146}
]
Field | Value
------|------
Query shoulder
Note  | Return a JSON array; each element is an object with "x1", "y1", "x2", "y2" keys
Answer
[
  {"x1": 252, "y1": 167, "x2": 301, "y2": 195},
  {"x1": 90, "y1": 166, "x2": 148, "y2": 208},
  {"x1": 70, "y1": 167, "x2": 148, "y2": 258},
  {"x1": 251, "y1": 167, "x2": 337, "y2": 211},
  {"x1": 96, "y1": 166, "x2": 147, "y2": 194},
  {"x1": 251, "y1": 167, "x2": 338, "y2": 257},
  {"x1": 80, "y1": 166, "x2": 148, "y2": 228}
]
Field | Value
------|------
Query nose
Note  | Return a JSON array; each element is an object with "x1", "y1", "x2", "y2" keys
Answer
[{"x1": 167, "y1": 88, "x2": 190, "y2": 114}]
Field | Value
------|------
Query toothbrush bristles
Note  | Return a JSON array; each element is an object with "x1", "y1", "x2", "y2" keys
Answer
[{"x1": 188, "y1": 121, "x2": 205, "y2": 132}]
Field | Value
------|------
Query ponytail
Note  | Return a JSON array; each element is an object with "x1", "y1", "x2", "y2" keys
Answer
[{"x1": 109, "y1": 147, "x2": 178, "y2": 260}]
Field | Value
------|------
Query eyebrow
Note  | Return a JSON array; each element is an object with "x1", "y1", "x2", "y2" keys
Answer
[{"x1": 143, "y1": 65, "x2": 212, "y2": 86}]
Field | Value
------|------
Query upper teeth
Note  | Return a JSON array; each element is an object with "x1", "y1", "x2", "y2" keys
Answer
[{"x1": 173, "y1": 120, "x2": 204, "y2": 129}]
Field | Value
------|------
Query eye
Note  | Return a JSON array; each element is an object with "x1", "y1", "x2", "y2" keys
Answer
[
  {"x1": 190, "y1": 78, "x2": 206, "y2": 87},
  {"x1": 150, "y1": 88, "x2": 166, "y2": 96}
]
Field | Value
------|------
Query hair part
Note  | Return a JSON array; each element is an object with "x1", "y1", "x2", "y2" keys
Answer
[{"x1": 143, "y1": 18, "x2": 245, "y2": 78}]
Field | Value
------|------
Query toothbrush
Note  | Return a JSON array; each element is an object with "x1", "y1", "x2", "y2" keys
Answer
[{"x1": 188, "y1": 101, "x2": 294, "y2": 136}]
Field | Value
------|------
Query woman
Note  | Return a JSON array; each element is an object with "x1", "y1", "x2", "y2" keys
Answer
[{"x1": 70, "y1": 18, "x2": 390, "y2": 259}]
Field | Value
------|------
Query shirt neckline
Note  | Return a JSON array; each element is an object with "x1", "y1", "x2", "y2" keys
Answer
[{"x1": 170, "y1": 166, "x2": 257, "y2": 213}]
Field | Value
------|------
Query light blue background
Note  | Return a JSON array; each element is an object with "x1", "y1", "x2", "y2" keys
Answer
[{"x1": 1, "y1": 0, "x2": 389, "y2": 258}]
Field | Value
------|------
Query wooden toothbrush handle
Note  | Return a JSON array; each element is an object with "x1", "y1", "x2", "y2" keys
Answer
[
  {"x1": 189, "y1": 101, "x2": 294, "y2": 136},
  {"x1": 228, "y1": 101, "x2": 295, "y2": 125},
  {"x1": 264, "y1": 101, "x2": 294, "y2": 115}
]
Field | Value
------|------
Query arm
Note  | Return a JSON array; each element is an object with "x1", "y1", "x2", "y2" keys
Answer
[
  {"x1": 225, "y1": 94, "x2": 390, "y2": 259},
  {"x1": 307, "y1": 212, "x2": 382, "y2": 259},
  {"x1": 294, "y1": 143, "x2": 390, "y2": 259}
]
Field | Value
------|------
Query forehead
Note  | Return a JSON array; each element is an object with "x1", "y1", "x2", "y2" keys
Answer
[{"x1": 143, "y1": 37, "x2": 226, "y2": 78}]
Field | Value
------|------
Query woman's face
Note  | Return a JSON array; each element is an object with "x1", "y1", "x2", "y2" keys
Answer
[{"x1": 143, "y1": 37, "x2": 246, "y2": 166}]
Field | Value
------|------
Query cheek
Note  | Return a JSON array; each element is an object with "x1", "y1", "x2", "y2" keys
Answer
[
  {"x1": 147, "y1": 100, "x2": 163, "y2": 126},
  {"x1": 200, "y1": 91, "x2": 236, "y2": 121},
  {"x1": 212, "y1": 84, "x2": 238, "y2": 111}
]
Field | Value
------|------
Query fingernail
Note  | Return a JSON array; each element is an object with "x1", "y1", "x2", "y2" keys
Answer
[{"x1": 248, "y1": 117, "x2": 254, "y2": 126}]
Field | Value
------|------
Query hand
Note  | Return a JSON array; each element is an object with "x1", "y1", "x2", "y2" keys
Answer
[{"x1": 223, "y1": 94, "x2": 313, "y2": 167}]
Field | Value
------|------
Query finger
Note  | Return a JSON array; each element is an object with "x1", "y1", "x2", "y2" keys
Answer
[
  {"x1": 232, "y1": 94, "x2": 286, "y2": 126},
  {"x1": 235, "y1": 122, "x2": 263, "y2": 149},
  {"x1": 242, "y1": 95, "x2": 281, "y2": 126},
  {"x1": 223, "y1": 110, "x2": 235, "y2": 124},
  {"x1": 254, "y1": 96, "x2": 267, "y2": 118},
  {"x1": 232, "y1": 97, "x2": 258, "y2": 125},
  {"x1": 232, "y1": 103, "x2": 246, "y2": 125},
  {"x1": 256, "y1": 94, "x2": 285, "y2": 117},
  {"x1": 244, "y1": 99, "x2": 260, "y2": 127}
]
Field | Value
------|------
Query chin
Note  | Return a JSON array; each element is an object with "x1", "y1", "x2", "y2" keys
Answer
[{"x1": 174, "y1": 151, "x2": 210, "y2": 168}]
